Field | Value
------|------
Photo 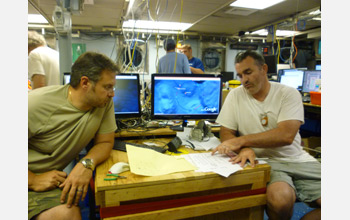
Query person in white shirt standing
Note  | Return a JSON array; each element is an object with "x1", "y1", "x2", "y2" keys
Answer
[
  {"x1": 28, "y1": 31, "x2": 60, "y2": 89},
  {"x1": 212, "y1": 50, "x2": 321, "y2": 220}
]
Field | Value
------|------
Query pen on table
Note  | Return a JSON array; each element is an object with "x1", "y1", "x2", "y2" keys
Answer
[
  {"x1": 104, "y1": 173, "x2": 127, "y2": 181},
  {"x1": 107, "y1": 173, "x2": 126, "y2": 178},
  {"x1": 104, "y1": 177, "x2": 118, "y2": 181}
]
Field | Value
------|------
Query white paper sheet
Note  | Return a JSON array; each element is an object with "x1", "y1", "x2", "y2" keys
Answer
[
  {"x1": 126, "y1": 145, "x2": 196, "y2": 176},
  {"x1": 181, "y1": 152, "x2": 243, "y2": 177}
]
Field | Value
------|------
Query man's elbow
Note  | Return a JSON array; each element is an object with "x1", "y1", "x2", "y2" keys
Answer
[{"x1": 282, "y1": 134, "x2": 296, "y2": 145}]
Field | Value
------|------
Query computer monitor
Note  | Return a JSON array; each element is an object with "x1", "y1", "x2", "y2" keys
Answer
[
  {"x1": 113, "y1": 74, "x2": 141, "y2": 119},
  {"x1": 220, "y1": 71, "x2": 234, "y2": 82},
  {"x1": 63, "y1": 72, "x2": 71, "y2": 85},
  {"x1": 264, "y1": 55, "x2": 277, "y2": 75},
  {"x1": 151, "y1": 74, "x2": 222, "y2": 122},
  {"x1": 302, "y1": 70, "x2": 321, "y2": 93},
  {"x1": 278, "y1": 69, "x2": 304, "y2": 91},
  {"x1": 315, "y1": 64, "x2": 321, "y2": 70}
]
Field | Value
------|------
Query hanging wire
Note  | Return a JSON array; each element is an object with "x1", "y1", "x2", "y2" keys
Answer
[
  {"x1": 279, "y1": 40, "x2": 287, "y2": 63},
  {"x1": 173, "y1": 0, "x2": 184, "y2": 73},
  {"x1": 156, "y1": 33, "x2": 160, "y2": 72},
  {"x1": 291, "y1": 0, "x2": 300, "y2": 64},
  {"x1": 277, "y1": 39, "x2": 281, "y2": 64},
  {"x1": 154, "y1": 1, "x2": 177, "y2": 73},
  {"x1": 127, "y1": 32, "x2": 140, "y2": 71}
]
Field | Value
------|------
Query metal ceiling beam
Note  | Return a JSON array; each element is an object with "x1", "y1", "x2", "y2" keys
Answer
[
  {"x1": 28, "y1": 0, "x2": 54, "y2": 25},
  {"x1": 182, "y1": 0, "x2": 234, "y2": 32}
]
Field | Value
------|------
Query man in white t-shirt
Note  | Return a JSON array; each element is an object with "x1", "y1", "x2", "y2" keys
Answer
[
  {"x1": 28, "y1": 31, "x2": 60, "y2": 89},
  {"x1": 212, "y1": 50, "x2": 321, "y2": 220}
]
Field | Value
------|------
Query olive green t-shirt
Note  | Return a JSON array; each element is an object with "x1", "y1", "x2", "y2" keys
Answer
[{"x1": 28, "y1": 84, "x2": 117, "y2": 173}]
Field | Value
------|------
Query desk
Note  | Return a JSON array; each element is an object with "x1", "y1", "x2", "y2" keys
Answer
[
  {"x1": 95, "y1": 139, "x2": 271, "y2": 220},
  {"x1": 301, "y1": 102, "x2": 321, "y2": 137},
  {"x1": 303, "y1": 102, "x2": 321, "y2": 108},
  {"x1": 115, "y1": 126, "x2": 220, "y2": 138}
]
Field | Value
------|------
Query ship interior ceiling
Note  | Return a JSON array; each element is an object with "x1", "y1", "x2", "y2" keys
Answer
[{"x1": 28, "y1": 0, "x2": 321, "y2": 41}]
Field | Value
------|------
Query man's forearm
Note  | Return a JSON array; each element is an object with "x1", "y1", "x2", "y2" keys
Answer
[
  {"x1": 220, "y1": 120, "x2": 301, "y2": 149},
  {"x1": 238, "y1": 129, "x2": 293, "y2": 148},
  {"x1": 190, "y1": 67, "x2": 204, "y2": 74},
  {"x1": 83, "y1": 143, "x2": 112, "y2": 166},
  {"x1": 226, "y1": 120, "x2": 301, "y2": 149},
  {"x1": 220, "y1": 126, "x2": 237, "y2": 142},
  {"x1": 32, "y1": 74, "x2": 46, "y2": 89},
  {"x1": 82, "y1": 132, "x2": 115, "y2": 167}
]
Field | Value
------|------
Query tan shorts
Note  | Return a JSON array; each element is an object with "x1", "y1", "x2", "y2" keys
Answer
[
  {"x1": 267, "y1": 160, "x2": 321, "y2": 204},
  {"x1": 28, "y1": 188, "x2": 63, "y2": 219}
]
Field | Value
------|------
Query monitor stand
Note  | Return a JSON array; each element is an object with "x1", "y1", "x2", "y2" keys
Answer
[{"x1": 170, "y1": 120, "x2": 188, "y2": 131}]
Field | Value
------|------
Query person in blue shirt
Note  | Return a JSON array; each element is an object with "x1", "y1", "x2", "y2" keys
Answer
[
  {"x1": 158, "y1": 38, "x2": 191, "y2": 74},
  {"x1": 180, "y1": 44, "x2": 205, "y2": 74}
]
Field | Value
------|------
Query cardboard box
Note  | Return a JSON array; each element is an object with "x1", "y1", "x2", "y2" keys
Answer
[
  {"x1": 302, "y1": 136, "x2": 321, "y2": 158},
  {"x1": 310, "y1": 91, "x2": 321, "y2": 105}
]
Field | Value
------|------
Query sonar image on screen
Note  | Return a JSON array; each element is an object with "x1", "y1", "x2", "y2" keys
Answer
[
  {"x1": 113, "y1": 75, "x2": 140, "y2": 115},
  {"x1": 153, "y1": 77, "x2": 221, "y2": 116}
]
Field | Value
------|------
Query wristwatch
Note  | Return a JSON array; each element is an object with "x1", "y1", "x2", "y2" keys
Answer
[{"x1": 80, "y1": 158, "x2": 95, "y2": 171}]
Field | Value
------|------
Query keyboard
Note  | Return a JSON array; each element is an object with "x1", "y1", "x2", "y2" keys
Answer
[{"x1": 113, "y1": 139, "x2": 166, "y2": 153}]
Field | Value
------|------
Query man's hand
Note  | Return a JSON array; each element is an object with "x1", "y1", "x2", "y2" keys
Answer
[
  {"x1": 229, "y1": 148, "x2": 256, "y2": 167},
  {"x1": 211, "y1": 138, "x2": 244, "y2": 156},
  {"x1": 60, "y1": 163, "x2": 93, "y2": 208},
  {"x1": 29, "y1": 170, "x2": 67, "y2": 192}
]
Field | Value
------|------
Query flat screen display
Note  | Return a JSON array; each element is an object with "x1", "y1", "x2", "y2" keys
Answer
[
  {"x1": 220, "y1": 71, "x2": 234, "y2": 82},
  {"x1": 113, "y1": 74, "x2": 141, "y2": 119},
  {"x1": 151, "y1": 74, "x2": 222, "y2": 120},
  {"x1": 264, "y1": 55, "x2": 277, "y2": 75},
  {"x1": 302, "y1": 70, "x2": 321, "y2": 93},
  {"x1": 63, "y1": 72, "x2": 70, "y2": 85},
  {"x1": 278, "y1": 69, "x2": 304, "y2": 91}
]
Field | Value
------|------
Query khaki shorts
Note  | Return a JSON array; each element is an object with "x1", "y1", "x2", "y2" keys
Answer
[
  {"x1": 28, "y1": 188, "x2": 63, "y2": 219},
  {"x1": 267, "y1": 160, "x2": 321, "y2": 204}
]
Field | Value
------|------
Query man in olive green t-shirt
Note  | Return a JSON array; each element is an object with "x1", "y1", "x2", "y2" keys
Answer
[{"x1": 28, "y1": 52, "x2": 119, "y2": 220}]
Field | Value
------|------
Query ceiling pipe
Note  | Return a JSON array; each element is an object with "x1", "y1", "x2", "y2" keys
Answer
[{"x1": 29, "y1": 0, "x2": 54, "y2": 25}]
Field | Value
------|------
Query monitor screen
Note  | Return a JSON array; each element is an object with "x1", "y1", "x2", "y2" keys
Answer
[
  {"x1": 151, "y1": 74, "x2": 222, "y2": 120},
  {"x1": 63, "y1": 72, "x2": 71, "y2": 85},
  {"x1": 113, "y1": 74, "x2": 141, "y2": 119},
  {"x1": 220, "y1": 71, "x2": 234, "y2": 82},
  {"x1": 315, "y1": 64, "x2": 321, "y2": 70},
  {"x1": 302, "y1": 70, "x2": 321, "y2": 93},
  {"x1": 264, "y1": 55, "x2": 277, "y2": 75},
  {"x1": 278, "y1": 69, "x2": 304, "y2": 91}
]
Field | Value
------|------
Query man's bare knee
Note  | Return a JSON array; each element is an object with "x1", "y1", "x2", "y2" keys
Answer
[
  {"x1": 266, "y1": 182, "x2": 296, "y2": 219},
  {"x1": 35, "y1": 205, "x2": 81, "y2": 220}
]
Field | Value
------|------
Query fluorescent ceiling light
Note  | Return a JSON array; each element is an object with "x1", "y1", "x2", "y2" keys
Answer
[
  {"x1": 122, "y1": 28, "x2": 180, "y2": 35},
  {"x1": 28, "y1": 14, "x2": 49, "y2": 24},
  {"x1": 309, "y1": 9, "x2": 321, "y2": 15},
  {"x1": 123, "y1": 20, "x2": 192, "y2": 32},
  {"x1": 230, "y1": 0, "x2": 285, "y2": 10},
  {"x1": 251, "y1": 29, "x2": 300, "y2": 37}
]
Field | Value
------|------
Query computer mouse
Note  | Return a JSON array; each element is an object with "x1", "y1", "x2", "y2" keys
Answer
[{"x1": 109, "y1": 162, "x2": 130, "y2": 174}]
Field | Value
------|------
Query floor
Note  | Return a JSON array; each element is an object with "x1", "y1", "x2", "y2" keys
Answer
[
  {"x1": 264, "y1": 202, "x2": 315, "y2": 220},
  {"x1": 81, "y1": 201, "x2": 315, "y2": 220}
]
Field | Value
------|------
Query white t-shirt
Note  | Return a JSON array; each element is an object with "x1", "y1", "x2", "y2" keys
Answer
[
  {"x1": 28, "y1": 46, "x2": 60, "y2": 86},
  {"x1": 216, "y1": 82, "x2": 316, "y2": 162}
]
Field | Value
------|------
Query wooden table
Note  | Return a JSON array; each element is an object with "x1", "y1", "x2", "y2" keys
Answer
[
  {"x1": 95, "y1": 139, "x2": 271, "y2": 220},
  {"x1": 115, "y1": 126, "x2": 220, "y2": 138},
  {"x1": 303, "y1": 102, "x2": 321, "y2": 108}
]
